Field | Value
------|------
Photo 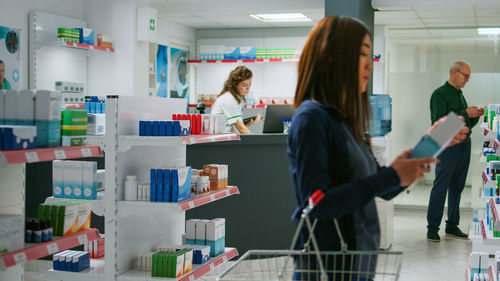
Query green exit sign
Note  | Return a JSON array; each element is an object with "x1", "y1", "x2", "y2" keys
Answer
[{"x1": 149, "y1": 19, "x2": 155, "y2": 31}]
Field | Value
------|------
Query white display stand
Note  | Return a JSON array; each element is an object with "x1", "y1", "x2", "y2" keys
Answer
[{"x1": 372, "y1": 136, "x2": 394, "y2": 250}]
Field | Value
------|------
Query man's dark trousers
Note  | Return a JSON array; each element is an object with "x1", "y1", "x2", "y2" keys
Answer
[{"x1": 427, "y1": 140, "x2": 471, "y2": 230}]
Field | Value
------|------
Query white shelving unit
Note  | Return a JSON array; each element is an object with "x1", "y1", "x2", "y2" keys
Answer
[
  {"x1": 76, "y1": 96, "x2": 240, "y2": 281},
  {"x1": 0, "y1": 145, "x2": 103, "y2": 280}
]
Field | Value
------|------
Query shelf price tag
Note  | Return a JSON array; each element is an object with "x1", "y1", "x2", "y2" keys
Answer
[
  {"x1": 54, "y1": 150, "x2": 66, "y2": 159},
  {"x1": 25, "y1": 152, "x2": 39, "y2": 163},
  {"x1": 188, "y1": 201, "x2": 195, "y2": 209},
  {"x1": 210, "y1": 136, "x2": 216, "y2": 142},
  {"x1": 223, "y1": 255, "x2": 228, "y2": 262},
  {"x1": 13, "y1": 253, "x2": 27, "y2": 264},
  {"x1": 210, "y1": 263, "x2": 215, "y2": 271},
  {"x1": 225, "y1": 190, "x2": 231, "y2": 196},
  {"x1": 47, "y1": 243, "x2": 59, "y2": 254},
  {"x1": 81, "y1": 148, "x2": 92, "y2": 157},
  {"x1": 189, "y1": 275, "x2": 195, "y2": 281},
  {"x1": 189, "y1": 137, "x2": 196, "y2": 144},
  {"x1": 78, "y1": 234, "x2": 88, "y2": 245},
  {"x1": 210, "y1": 194, "x2": 215, "y2": 201}
]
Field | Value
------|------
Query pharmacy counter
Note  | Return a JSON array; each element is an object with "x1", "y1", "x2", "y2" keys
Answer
[{"x1": 186, "y1": 133, "x2": 296, "y2": 254}]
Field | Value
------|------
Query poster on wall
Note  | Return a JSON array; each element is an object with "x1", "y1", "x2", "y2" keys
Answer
[
  {"x1": 0, "y1": 26, "x2": 20, "y2": 89},
  {"x1": 156, "y1": 44, "x2": 168, "y2": 97},
  {"x1": 170, "y1": 47, "x2": 189, "y2": 100}
]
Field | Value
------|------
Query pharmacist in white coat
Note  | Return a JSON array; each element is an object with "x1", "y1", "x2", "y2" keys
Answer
[{"x1": 211, "y1": 66, "x2": 261, "y2": 134}]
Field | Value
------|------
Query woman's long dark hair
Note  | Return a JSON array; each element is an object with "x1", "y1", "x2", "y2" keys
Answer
[
  {"x1": 218, "y1": 66, "x2": 252, "y2": 104},
  {"x1": 294, "y1": 15, "x2": 372, "y2": 146}
]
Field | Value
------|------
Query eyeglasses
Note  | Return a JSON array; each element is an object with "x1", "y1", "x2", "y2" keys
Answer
[{"x1": 456, "y1": 69, "x2": 471, "y2": 80}]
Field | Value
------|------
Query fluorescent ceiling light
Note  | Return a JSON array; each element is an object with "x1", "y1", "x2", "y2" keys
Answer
[
  {"x1": 478, "y1": 27, "x2": 500, "y2": 35},
  {"x1": 250, "y1": 13, "x2": 312, "y2": 23}
]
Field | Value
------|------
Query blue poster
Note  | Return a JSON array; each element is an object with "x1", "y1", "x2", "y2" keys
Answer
[
  {"x1": 156, "y1": 44, "x2": 168, "y2": 97},
  {"x1": 170, "y1": 47, "x2": 189, "y2": 100},
  {"x1": 0, "y1": 26, "x2": 20, "y2": 89}
]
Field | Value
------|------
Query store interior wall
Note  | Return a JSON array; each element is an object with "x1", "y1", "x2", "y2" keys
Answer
[{"x1": 388, "y1": 40, "x2": 500, "y2": 206}]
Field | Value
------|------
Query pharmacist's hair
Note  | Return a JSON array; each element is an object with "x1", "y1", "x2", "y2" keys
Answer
[
  {"x1": 450, "y1": 61, "x2": 468, "y2": 75},
  {"x1": 218, "y1": 66, "x2": 252, "y2": 104},
  {"x1": 294, "y1": 15, "x2": 372, "y2": 145},
  {"x1": 0, "y1": 60, "x2": 4, "y2": 66}
]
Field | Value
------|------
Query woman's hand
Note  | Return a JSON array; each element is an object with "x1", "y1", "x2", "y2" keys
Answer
[
  {"x1": 391, "y1": 149, "x2": 437, "y2": 187},
  {"x1": 247, "y1": 113, "x2": 262, "y2": 126},
  {"x1": 429, "y1": 116, "x2": 470, "y2": 146}
]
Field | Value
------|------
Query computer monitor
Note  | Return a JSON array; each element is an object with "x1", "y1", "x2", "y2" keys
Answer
[{"x1": 262, "y1": 104, "x2": 296, "y2": 133}]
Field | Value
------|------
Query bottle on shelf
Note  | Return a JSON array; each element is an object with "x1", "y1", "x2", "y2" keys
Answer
[{"x1": 124, "y1": 175, "x2": 138, "y2": 201}]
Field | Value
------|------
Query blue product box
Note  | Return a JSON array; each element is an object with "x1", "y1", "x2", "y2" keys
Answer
[
  {"x1": 150, "y1": 169, "x2": 157, "y2": 202},
  {"x1": 65, "y1": 251, "x2": 81, "y2": 271},
  {"x1": 84, "y1": 103, "x2": 91, "y2": 113},
  {"x1": 223, "y1": 47, "x2": 240, "y2": 59},
  {"x1": 101, "y1": 102, "x2": 106, "y2": 113},
  {"x1": 179, "y1": 120, "x2": 190, "y2": 136},
  {"x1": 163, "y1": 169, "x2": 171, "y2": 202},
  {"x1": 98, "y1": 102, "x2": 104, "y2": 114},
  {"x1": 166, "y1": 121, "x2": 173, "y2": 136},
  {"x1": 173, "y1": 121, "x2": 180, "y2": 136},
  {"x1": 239, "y1": 47, "x2": 256, "y2": 59},
  {"x1": 171, "y1": 167, "x2": 191, "y2": 202},
  {"x1": 53, "y1": 250, "x2": 71, "y2": 270},
  {"x1": 76, "y1": 28, "x2": 95, "y2": 45},
  {"x1": 139, "y1": 121, "x2": 146, "y2": 136},
  {"x1": 159, "y1": 121, "x2": 166, "y2": 136},
  {"x1": 189, "y1": 245, "x2": 210, "y2": 264},
  {"x1": 72, "y1": 252, "x2": 90, "y2": 272},
  {"x1": 36, "y1": 121, "x2": 61, "y2": 147},
  {"x1": 157, "y1": 169, "x2": 164, "y2": 202},
  {"x1": 0, "y1": 125, "x2": 37, "y2": 150},
  {"x1": 90, "y1": 102, "x2": 97, "y2": 114},
  {"x1": 144, "y1": 121, "x2": 153, "y2": 136},
  {"x1": 152, "y1": 121, "x2": 159, "y2": 136}
]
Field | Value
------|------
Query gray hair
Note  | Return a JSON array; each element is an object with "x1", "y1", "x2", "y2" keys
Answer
[{"x1": 450, "y1": 61, "x2": 468, "y2": 75}]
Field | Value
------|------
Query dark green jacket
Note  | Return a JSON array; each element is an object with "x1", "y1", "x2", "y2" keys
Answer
[{"x1": 430, "y1": 81, "x2": 479, "y2": 135}]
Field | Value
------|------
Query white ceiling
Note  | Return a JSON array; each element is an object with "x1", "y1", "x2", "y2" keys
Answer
[{"x1": 142, "y1": 0, "x2": 500, "y2": 48}]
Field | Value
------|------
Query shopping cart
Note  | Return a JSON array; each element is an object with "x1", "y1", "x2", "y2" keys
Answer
[{"x1": 217, "y1": 190, "x2": 403, "y2": 281}]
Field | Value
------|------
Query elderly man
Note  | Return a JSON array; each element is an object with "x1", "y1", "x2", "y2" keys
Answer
[{"x1": 426, "y1": 61, "x2": 484, "y2": 242}]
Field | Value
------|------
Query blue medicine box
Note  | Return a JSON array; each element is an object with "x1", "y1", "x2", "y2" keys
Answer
[
  {"x1": 0, "y1": 125, "x2": 37, "y2": 150},
  {"x1": 76, "y1": 28, "x2": 95, "y2": 45},
  {"x1": 171, "y1": 167, "x2": 191, "y2": 202},
  {"x1": 166, "y1": 121, "x2": 173, "y2": 136},
  {"x1": 163, "y1": 169, "x2": 171, "y2": 202},
  {"x1": 144, "y1": 121, "x2": 153, "y2": 136},
  {"x1": 150, "y1": 169, "x2": 157, "y2": 202},
  {"x1": 139, "y1": 121, "x2": 146, "y2": 136},
  {"x1": 159, "y1": 121, "x2": 166, "y2": 136},
  {"x1": 173, "y1": 121, "x2": 180, "y2": 136},
  {"x1": 152, "y1": 121, "x2": 159, "y2": 136},
  {"x1": 157, "y1": 169, "x2": 164, "y2": 202}
]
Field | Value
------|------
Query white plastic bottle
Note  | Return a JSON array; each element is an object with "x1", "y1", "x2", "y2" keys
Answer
[{"x1": 124, "y1": 175, "x2": 138, "y2": 201}]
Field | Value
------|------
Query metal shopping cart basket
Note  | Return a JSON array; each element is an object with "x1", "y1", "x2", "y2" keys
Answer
[{"x1": 217, "y1": 190, "x2": 403, "y2": 281}]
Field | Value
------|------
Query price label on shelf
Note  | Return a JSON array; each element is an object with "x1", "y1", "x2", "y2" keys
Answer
[
  {"x1": 78, "y1": 234, "x2": 88, "y2": 245},
  {"x1": 89, "y1": 45, "x2": 94, "y2": 50},
  {"x1": 25, "y1": 152, "x2": 39, "y2": 163},
  {"x1": 189, "y1": 275, "x2": 195, "y2": 281},
  {"x1": 54, "y1": 150, "x2": 66, "y2": 159},
  {"x1": 188, "y1": 201, "x2": 195, "y2": 209},
  {"x1": 223, "y1": 255, "x2": 228, "y2": 262},
  {"x1": 210, "y1": 263, "x2": 215, "y2": 271},
  {"x1": 190, "y1": 137, "x2": 196, "y2": 144},
  {"x1": 13, "y1": 253, "x2": 27, "y2": 264},
  {"x1": 210, "y1": 136, "x2": 216, "y2": 142},
  {"x1": 226, "y1": 135, "x2": 232, "y2": 141},
  {"x1": 225, "y1": 190, "x2": 231, "y2": 196},
  {"x1": 47, "y1": 243, "x2": 59, "y2": 255},
  {"x1": 81, "y1": 148, "x2": 92, "y2": 157},
  {"x1": 210, "y1": 194, "x2": 215, "y2": 201}
]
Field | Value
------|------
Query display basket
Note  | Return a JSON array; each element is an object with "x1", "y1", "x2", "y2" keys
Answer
[{"x1": 217, "y1": 191, "x2": 403, "y2": 281}]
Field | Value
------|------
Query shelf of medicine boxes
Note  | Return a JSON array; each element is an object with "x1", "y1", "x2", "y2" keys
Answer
[
  {"x1": 0, "y1": 144, "x2": 102, "y2": 166},
  {"x1": 118, "y1": 247, "x2": 238, "y2": 281},
  {"x1": 484, "y1": 128, "x2": 497, "y2": 141},
  {"x1": 45, "y1": 191, "x2": 106, "y2": 217},
  {"x1": 0, "y1": 228, "x2": 100, "y2": 270},
  {"x1": 465, "y1": 266, "x2": 497, "y2": 281},
  {"x1": 118, "y1": 186, "x2": 239, "y2": 212},
  {"x1": 187, "y1": 58, "x2": 299, "y2": 64},
  {"x1": 60, "y1": 41, "x2": 115, "y2": 53},
  {"x1": 482, "y1": 170, "x2": 497, "y2": 193},
  {"x1": 117, "y1": 133, "x2": 240, "y2": 152},
  {"x1": 45, "y1": 257, "x2": 105, "y2": 281}
]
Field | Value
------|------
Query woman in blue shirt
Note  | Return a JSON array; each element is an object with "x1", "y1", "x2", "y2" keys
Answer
[{"x1": 287, "y1": 15, "x2": 444, "y2": 281}]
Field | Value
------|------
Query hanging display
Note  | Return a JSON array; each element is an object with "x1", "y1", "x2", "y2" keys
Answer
[
  {"x1": 170, "y1": 47, "x2": 189, "y2": 100},
  {"x1": 0, "y1": 25, "x2": 20, "y2": 89},
  {"x1": 156, "y1": 44, "x2": 168, "y2": 98}
]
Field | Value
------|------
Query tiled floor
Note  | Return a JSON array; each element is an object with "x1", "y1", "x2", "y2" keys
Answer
[{"x1": 201, "y1": 209, "x2": 473, "y2": 281}]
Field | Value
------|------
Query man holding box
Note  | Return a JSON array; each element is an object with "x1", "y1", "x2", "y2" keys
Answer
[{"x1": 427, "y1": 61, "x2": 484, "y2": 242}]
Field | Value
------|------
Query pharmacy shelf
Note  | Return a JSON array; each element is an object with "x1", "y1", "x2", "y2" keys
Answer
[
  {"x1": 188, "y1": 58, "x2": 299, "y2": 63},
  {"x1": 45, "y1": 257, "x2": 105, "y2": 281},
  {"x1": 187, "y1": 103, "x2": 289, "y2": 109},
  {"x1": 61, "y1": 41, "x2": 115, "y2": 52},
  {"x1": 484, "y1": 128, "x2": 497, "y2": 141},
  {"x1": 45, "y1": 191, "x2": 105, "y2": 217},
  {"x1": 489, "y1": 198, "x2": 500, "y2": 223},
  {"x1": 469, "y1": 222, "x2": 482, "y2": 240},
  {"x1": 118, "y1": 134, "x2": 239, "y2": 152},
  {"x1": 0, "y1": 228, "x2": 100, "y2": 270},
  {"x1": 0, "y1": 144, "x2": 102, "y2": 166},
  {"x1": 483, "y1": 171, "x2": 497, "y2": 189},
  {"x1": 117, "y1": 186, "x2": 239, "y2": 213},
  {"x1": 118, "y1": 247, "x2": 238, "y2": 281}
]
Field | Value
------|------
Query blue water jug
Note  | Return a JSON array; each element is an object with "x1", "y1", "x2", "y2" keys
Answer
[{"x1": 369, "y1": 94, "x2": 392, "y2": 136}]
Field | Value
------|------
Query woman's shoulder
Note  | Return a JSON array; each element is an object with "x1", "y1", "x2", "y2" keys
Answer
[{"x1": 294, "y1": 100, "x2": 341, "y2": 124}]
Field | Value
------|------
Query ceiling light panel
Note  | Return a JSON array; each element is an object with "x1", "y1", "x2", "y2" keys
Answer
[{"x1": 250, "y1": 13, "x2": 312, "y2": 22}]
